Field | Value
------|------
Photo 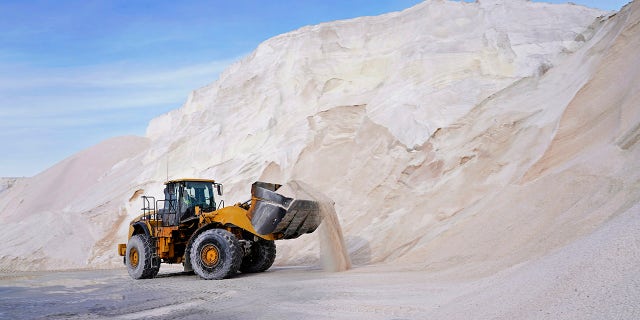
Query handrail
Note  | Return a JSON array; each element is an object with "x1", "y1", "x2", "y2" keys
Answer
[
  {"x1": 141, "y1": 196, "x2": 156, "y2": 218},
  {"x1": 141, "y1": 196, "x2": 157, "y2": 237}
]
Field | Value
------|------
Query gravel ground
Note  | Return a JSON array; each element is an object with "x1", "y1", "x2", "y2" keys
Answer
[
  {"x1": 1, "y1": 254, "x2": 638, "y2": 320},
  {"x1": 0, "y1": 265, "x2": 449, "y2": 320}
]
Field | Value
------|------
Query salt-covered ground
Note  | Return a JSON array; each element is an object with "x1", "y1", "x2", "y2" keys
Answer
[{"x1": 1, "y1": 0, "x2": 639, "y2": 318}]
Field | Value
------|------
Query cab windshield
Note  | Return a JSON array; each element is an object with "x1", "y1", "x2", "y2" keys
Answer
[{"x1": 183, "y1": 181, "x2": 216, "y2": 211}]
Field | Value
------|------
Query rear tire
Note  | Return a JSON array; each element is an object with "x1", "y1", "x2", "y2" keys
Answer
[
  {"x1": 126, "y1": 234, "x2": 159, "y2": 279},
  {"x1": 190, "y1": 229, "x2": 242, "y2": 280},
  {"x1": 240, "y1": 239, "x2": 276, "y2": 273}
]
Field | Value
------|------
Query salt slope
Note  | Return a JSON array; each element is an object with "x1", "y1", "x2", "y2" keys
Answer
[
  {"x1": 137, "y1": 0, "x2": 604, "y2": 269},
  {"x1": 0, "y1": 137, "x2": 149, "y2": 271},
  {"x1": 390, "y1": 0, "x2": 640, "y2": 278},
  {"x1": 0, "y1": 0, "x2": 624, "y2": 276},
  {"x1": 281, "y1": 2, "x2": 640, "y2": 279}
]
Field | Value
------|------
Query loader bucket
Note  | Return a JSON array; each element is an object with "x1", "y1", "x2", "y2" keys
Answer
[{"x1": 248, "y1": 181, "x2": 323, "y2": 239}]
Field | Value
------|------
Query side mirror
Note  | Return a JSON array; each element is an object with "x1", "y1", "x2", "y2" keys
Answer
[{"x1": 216, "y1": 184, "x2": 223, "y2": 196}]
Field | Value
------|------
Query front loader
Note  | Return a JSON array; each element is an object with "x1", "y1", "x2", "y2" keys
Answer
[{"x1": 117, "y1": 179, "x2": 322, "y2": 280}]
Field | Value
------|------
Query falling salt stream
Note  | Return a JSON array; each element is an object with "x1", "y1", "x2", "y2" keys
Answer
[
  {"x1": 278, "y1": 181, "x2": 351, "y2": 272},
  {"x1": 317, "y1": 200, "x2": 352, "y2": 272}
]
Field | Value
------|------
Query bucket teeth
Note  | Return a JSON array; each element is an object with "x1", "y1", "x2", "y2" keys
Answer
[
  {"x1": 280, "y1": 200, "x2": 321, "y2": 238},
  {"x1": 248, "y1": 182, "x2": 323, "y2": 239}
]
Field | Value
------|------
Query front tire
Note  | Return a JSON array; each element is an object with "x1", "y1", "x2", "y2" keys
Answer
[
  {"x1": 240, "y1": 239, "x2": 276, "y2": 273},
  {"x1": 190, "y1": 229, "x2": 242, "y2": 280},
  {"x1": 126, "y1": 234, "x2": 159, "y2": 279}
]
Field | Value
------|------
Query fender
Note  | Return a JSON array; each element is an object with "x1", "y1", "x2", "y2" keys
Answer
[{"x1": 130, "y1": 221, "x2": 151, "y2": 238}]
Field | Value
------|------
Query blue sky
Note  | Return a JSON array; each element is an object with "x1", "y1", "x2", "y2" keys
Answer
[{"x1": 0, "y1": 0, "x2": 629, "y2": 177}]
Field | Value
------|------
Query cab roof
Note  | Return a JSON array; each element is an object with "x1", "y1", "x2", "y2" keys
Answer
[{"x1": 164, "y1": 178, "x2": 216, "y2": 185}]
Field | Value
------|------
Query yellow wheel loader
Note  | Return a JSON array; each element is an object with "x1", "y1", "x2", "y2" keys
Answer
[{"x1": 117, "y1": 179, "x2": 322, "y2": 280}]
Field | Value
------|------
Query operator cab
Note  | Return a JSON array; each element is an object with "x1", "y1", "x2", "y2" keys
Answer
[{"x1": 159, "y1": 179, "x2": 223, "y2": 226}]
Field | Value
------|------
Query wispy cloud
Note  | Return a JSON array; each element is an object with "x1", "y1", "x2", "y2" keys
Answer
[
  {"x1": 0, "y1": 56, "x2": 242, "y2": 117},
  {"x1": 1, "y1": 59, "x2": 238, "y2": 90},
  {"x1": 0, "y1": 56, "x2": 242, "y2": 176}
]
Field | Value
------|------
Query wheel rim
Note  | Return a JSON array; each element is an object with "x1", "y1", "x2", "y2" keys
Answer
[
  {"x1": 129, "y1": 247, "x2": 139, "y2": 268},
  {"x1": 201, "y1": 244, "x2": 220, "y2": 267}
]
